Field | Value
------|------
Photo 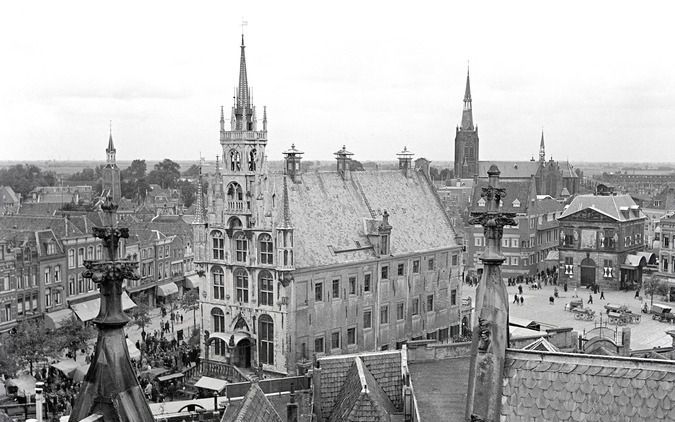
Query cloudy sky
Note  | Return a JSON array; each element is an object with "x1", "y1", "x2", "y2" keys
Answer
[{"x1": 1, "y1": 1, "x2": 673, "y2": 164}]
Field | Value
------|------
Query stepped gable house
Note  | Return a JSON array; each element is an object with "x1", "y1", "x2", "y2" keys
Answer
[{"x1": 194, "y1": 35, "x2": 464, "y2": 376}]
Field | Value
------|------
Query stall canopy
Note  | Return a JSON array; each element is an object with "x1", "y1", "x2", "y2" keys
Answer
[
  {"x1": 156, "y1": 282, "x2": 179, "y2": 297},
  {"x1": 44, "y1": 308, "x2": 76, "y2": 330},
  {"x1": 184, "y1": 274, "x2": 201, "y2": 290},
  {"x1": 157, "y1": 373, "x2": 184, "y2": 383},
  {"x1": 51, "y1": 359, "x2": 80, "y2": 378},
  {"x1": 194, "y1": 376, "x2": 227, "y2": 393},
  {"x1": 5, "y1": 374, "x2": 36, "y2": 397},
  {"x1": 73, "y1": 364, "x2": 90, "y2": 383},
  {"x1": 545, "y1": 250, "x2": 559, "y2": 261},
  {"x1": 70, "y1": 292, "x2": 136, "y2": 322}
]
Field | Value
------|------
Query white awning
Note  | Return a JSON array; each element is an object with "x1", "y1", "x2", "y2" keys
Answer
[
  {"x1": 157, "y1": 282, "x2": 179, "y2": 297},
  {"x1": 194, "y1": 376, "x2": 227, "y2": 392},
  {"x1": 126, "y1": 338, "x2": 141, "y2": 360},
  {"x1": 544, "y1": 250, "x2": 559, "y2": 261},
  {"x1": 44, "y1": 308, "x2": 75, "y2": 330},
  {"x1": 185, "y1": 274, "x2": 202, "y2": 289},
  {"x1": 71, "y1": 292, "x2": 136, "y2": 322}
]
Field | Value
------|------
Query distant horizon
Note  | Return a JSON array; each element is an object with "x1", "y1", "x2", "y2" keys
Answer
[{"x1": 1, "y1": 2, "x2": 674, "y2": 163}]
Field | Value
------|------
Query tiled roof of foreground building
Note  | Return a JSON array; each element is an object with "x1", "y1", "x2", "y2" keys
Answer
[
  {"x1": 271, "y1": 170, "x2": 457, "y2": 269},
  {"x1": 409, "y1": 349, "x2": 675, "y2": 421},
  {"x1": 317, "y1": 350, "x2": 406, "y2": 421},
  {"x1": 502, "y1": 349, "x2": 675, "y2": 421}
]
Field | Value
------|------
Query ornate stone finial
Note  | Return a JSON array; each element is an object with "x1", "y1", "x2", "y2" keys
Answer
[{"x1": 465, "y1": 166, "x2": 511, "y2": 421}]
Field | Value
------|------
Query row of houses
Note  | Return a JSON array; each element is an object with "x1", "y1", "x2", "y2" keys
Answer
[{"x1": 0, "y1": 213, "x2": 197, "y2": 333}]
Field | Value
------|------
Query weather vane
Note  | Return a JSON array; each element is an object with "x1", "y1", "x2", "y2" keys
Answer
[{"x1": 241, "y1": 18, "x2": 248, "y2": 37}]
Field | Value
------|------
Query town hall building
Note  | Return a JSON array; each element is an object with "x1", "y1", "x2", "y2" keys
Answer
[{"x1": 194, "y1": 36, "x2": 465, "y2": 376}]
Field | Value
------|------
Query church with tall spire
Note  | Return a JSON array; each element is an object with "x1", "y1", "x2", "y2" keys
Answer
[
  {"x1": 453, "y1": 67, "x2": 479, "y2": 179},
  {"x1": 101, "y1": 124, "x2": 121, "y2": 203}
]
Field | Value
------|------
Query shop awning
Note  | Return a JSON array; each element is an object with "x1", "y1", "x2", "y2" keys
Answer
[
  {"x1": 185, "y1": 274, "x2": 202, "y2": 289},
  {"x1": 44, "y1": 308, "x2": 75, "y2": 330},
  {"x1": 157, "y1": 373, "x2": 184, "y2": 383},
  {"x1": 208, "y1": 331, "x2": 251, "y2": 346},
  {"x1": 545, "y1": 250, "x2": 559, "y2": 261},
  {"x1": 157, "y1": 282, "x2": 179, "y2": 297},
  {"x1": 622, "y1": 254, "x2": 646, "y2": 269},
  {"x1": 71, "y1": 292, "x2": 136, "y2": 322},
  {"x1": 194, "y1": 376, "x2": 227, "y2": 392}
]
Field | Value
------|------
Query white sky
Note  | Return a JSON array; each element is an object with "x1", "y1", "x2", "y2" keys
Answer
[{"x1": 1, "y1": 1, "x2": 674, "y2": 165}]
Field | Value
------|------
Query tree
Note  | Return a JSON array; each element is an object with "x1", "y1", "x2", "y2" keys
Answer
[
  {"x1": 0, "y1": 164, "x2": 57, "y2": 198},
  {"x1": 128, "y1": 292, "x2": 152, "y2": 336},
  {"x1": 124, "y1": 159, "x2": 147, "y2": 180},
  {"x1": 2, "y1": 319, "x2": 60, "y2": 376},
  {"x1": 179, "y1": 289, "x2": 200, "y2": 333},
  {"x1": 147, "y1": 159, "x2": 181, "y2": 189},
  {"x1": 56, "y1": 315, "x2": 96, "y2": 360},
  {"x1": 349, "y1": 159, "x2": 365, "y2": 171},
  {"x1": 177, "y1": 179, "x2": 197, "y2": 208},
  {"x1": 644, "y1": 275, "x2": 669, "y2": 307},
  {"x1": 68, "y1": 168, "x2": 96, "y2": 182},
  {"x1": 182, "y1": 164, "x2": 200, "y2": 178}
]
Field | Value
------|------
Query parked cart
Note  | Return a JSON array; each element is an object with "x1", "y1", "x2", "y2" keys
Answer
[
  {"x1": 565, "y1": 298, "x2": 584, "y2": 312},
  {"x1": 604, "y1": 303, "x2": 641, "y2": 324},
  {"x1": 572, "y1": 307, "x2": 596, "y2": 321},
  {"x1": 651, "y1": 303, "x2": 674, "y2": 322}
]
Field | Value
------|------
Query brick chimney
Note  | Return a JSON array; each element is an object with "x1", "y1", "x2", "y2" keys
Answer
[{"x1": 334, "y1": 145, "x2": 354, "y2": 181}]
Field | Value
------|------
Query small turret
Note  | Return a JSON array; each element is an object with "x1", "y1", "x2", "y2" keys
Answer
[
  {"x1": 396, "y1": 146, "x2": 414, "y2": 177},
  {"x1": 283, "y1": 144, "x2": 304, "y2": 182},
  {"x1": 334, "y1": 145, "x2": 354, "y2": 180}
]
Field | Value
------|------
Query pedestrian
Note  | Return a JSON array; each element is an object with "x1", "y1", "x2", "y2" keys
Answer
[
  {"x1": 549, "y1": 296, "x2": 554, "y2": 305},
  {"x1": 600, "y1": 290, "x2": 605, "y2": 300},
  {"x1": 588, "y1": 294, "x2": 593, "y2": 305},
  {"x1": 520, "y1": 296, "x2": 524, "y2": 306},
  {"x1": 574, "y1": 287, "x2": 578, "y2": 298},
  {"x1": 635, "y1": 289, "x2": 640, "y2": 299},
  {"x1": 180, "y1": 314, "x2": 184, "y2": 324},
  {"x1": 518, "y1": 284, "x2": 523, "y2": 295},
  {"x1": 513, "y1": 294, "x2": 519, "y2": 304},
  {"x1": 564, "y1": 282, "x2": 568, "y2": 292}
]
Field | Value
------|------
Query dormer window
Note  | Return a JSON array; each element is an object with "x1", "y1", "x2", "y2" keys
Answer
[
  {"x1": 380, "y1": 234, "x2": 389, "y2": 255},
  {"x1": 477, "y1": 198, "x2": 486, "y2": 207},
  {"x1": 512, "y1": 199, "x2": 521, "y2": 208}
]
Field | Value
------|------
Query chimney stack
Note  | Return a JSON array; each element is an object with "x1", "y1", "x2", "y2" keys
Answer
[{"x1": 334, "y1": 145, "x2": 354, "y2": 181}]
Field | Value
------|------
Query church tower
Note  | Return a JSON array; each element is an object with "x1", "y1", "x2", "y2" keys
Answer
[
  {"x1": 101, "y1": 125, "x2": 121, "y2": 203},
  {"x1": 539, "y1": 130, "x2": 546, "y2": 163},
  {"x1": 453, "y1": 67, "x2": 479, "y2": 179}
]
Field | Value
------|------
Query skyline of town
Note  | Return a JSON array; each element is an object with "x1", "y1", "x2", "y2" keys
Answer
[{"x1": 2, "y1": 2, "x2": 674, "y2": 163}]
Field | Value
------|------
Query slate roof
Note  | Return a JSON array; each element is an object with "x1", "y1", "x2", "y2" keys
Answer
[
  {"x1": 408, "y1": 357, "x2": 469, "y2": 422},
  {"x1": 318, "y1": 350, "x2": 404, "y2": 418},
  {"x1": 274, "y1": 171, "x2": 457, "y2": 269},
  {"x1": 222, "y1": 383, "x2": 282, "y2": 422},
  {"x1": 0, "y1": 215, "x2": 88, "y2": 238},
  {"x1": 478, "y1": 161, "x2": 541, "y2": 179},
  {"x1": 502, "y1": 349, "x2": 675, "y2": 421},
  {"x1": 328, "y1": 357, "x2": 397, "y2": 422},
  {"x1": 559, "y1": 194, "x2": 646, "y2": 222},
  {"x1": 17, "y1": 203, "x2": 63, "y2": 216},
  {"x1": 469, "y1": 179, "x2": 536, "y2": 214},
  {"x1": 0, "y1": 186, "x2": 19, "y2": 204}
]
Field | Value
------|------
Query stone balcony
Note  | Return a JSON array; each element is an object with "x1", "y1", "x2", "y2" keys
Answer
[{"x1": 221, "y1": 130, "x2": 267, "y2": 143}]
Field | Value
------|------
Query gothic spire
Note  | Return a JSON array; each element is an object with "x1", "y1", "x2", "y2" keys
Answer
[
  {"x1": 107, "y1": 121, "x2": 115, "y2": 153},
  {"x1": 193, "y1": 158, "x2": 205, "y2": 224},
  {"x1": 460, "y1": 66, "x2": 474, "y2": 131},
  {"x1": 237, "y1": 34, "x2": 249, "y2": 110},
  {"x1": 539, "y1": 129, "x2": 546, "y2": 162}
]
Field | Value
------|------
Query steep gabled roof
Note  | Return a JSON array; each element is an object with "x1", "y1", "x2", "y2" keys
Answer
[
  {"x1": 469, "y1": 178, "x2": 536, "y2": 214},
  {"x1": 0, "y1": 215, "x2": 87, "y2": 238},
  {"x1": 224, "y1": 383, "x2": 282, "y2": 422},
  {"x1": 273, "y1": 170, "x2": 457, "y2": 269}
]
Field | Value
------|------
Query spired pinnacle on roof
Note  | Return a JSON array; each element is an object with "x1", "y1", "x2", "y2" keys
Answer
[
  {"x1": 237, "y1": 34, "x2": 249, "y2": 110},
  {"x1": 193, "y1": 158, "x2": 206, "y2": 225},
  {"x1": 69, "y1": 197, "x2": 154, "y2": 422},
  {"x1": 461, "y1": 65, "x2": 474, "y2": 131},
  {"x1": 107, "y1": 120, "x2": 115, "y2": 153},
  {"x1": 539, "y1": 129, "x2": 546, "y2": 162}
]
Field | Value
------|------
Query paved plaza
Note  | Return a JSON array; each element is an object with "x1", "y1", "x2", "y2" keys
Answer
[{"x1": 466, "y1": 281, "x2": 674, "y2": 350}]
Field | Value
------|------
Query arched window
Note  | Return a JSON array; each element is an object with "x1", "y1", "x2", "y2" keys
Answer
[
  {"x1": 96, "y1": 245, "x2": 102, "y2": 260},
  {"x1": 259, "y1": 270, "x2": 274, "y2": 306},
  {"x1": 78, "y1": 248, "x2": 85, "y2": 267},
  {"x1": 228, "y1": 217, "x2": 243, "y2": 230},
  {"x1": 87, "y1": 246, "x2": 94, "y2": 260},
  {"x1": 234, "y1": 268, "x2": 249, "y2": 303},
  {"x1": 54, "y1": 265, "x2": 60, "y2": 283},
  {"x1": 211, "y1": 231, "x2": 224, "y2": 260},
  {"x1": 212, "y1": 267, "x2": 225, "y2": 299},
  {"x1": 226, "y1": 183, "x2": 243, "y2": 202},
  {"x1": 211, "y1": 307, "x2": 225, "y2": 332},
  {"x1": 235, "y1": 234, "x2": 248, "y2": 262},
  {"x1": 230, "y1": 150, "x2": 241, "y2": 171},
  {"x1": 249, "y1": 149, "x2": 257, "y2": 171},
  {"x1": 259, "y1": 314, "x2": 274, "y2": 365},
  {"x1": 259, "y1": 234, "x2": 273, "y2": 265},
  {"x1": 77, "y1": 273, "x2": 84, "y2": 294}
]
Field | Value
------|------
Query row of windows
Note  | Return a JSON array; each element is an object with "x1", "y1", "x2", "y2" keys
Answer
[
  {"x1": 67, "y1": 275, "x2": 95, "y2": 296},
  {"x1": 212, "y1": 268, "x2": 275, "y2": 305},
  {"x1": 68, "y1": 246, "x2": 103, "y2": 269},
  {"x1": 211, "y1": 232, "x2": 274, "y2": 264}
]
